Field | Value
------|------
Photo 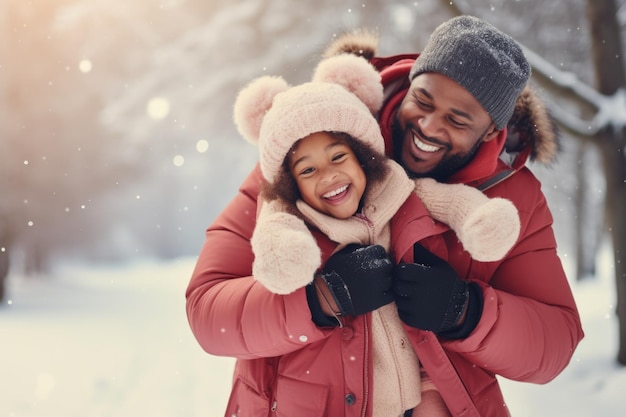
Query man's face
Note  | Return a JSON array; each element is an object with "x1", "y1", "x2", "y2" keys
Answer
[{"x1": 392, "y1": 72, "x2": 499, "y2": 181}]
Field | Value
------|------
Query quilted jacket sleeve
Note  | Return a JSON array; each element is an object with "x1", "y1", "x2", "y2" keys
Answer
[
  {"x1": 443, "y1": 168, "x2": 584, "y2": 383},
  {"x1": 185, "y1": 164, "x2": 331, "y2": 359}
]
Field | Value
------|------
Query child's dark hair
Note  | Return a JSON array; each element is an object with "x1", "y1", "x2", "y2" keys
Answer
[{"x1": 261, "y1": 132, "x2": 389, "y2": 206}]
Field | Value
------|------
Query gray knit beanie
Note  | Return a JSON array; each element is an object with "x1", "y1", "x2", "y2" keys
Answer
[{"x1": 409, "y1": 15, "x2": 531, "y2": 129}]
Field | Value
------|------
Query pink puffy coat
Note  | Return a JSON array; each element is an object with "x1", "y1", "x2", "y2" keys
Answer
[{"x1": 186, "y1": 41, "x2": 584, "y2": 417}]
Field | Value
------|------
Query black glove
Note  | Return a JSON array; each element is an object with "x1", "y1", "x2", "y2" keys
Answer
[
  {"x1": 318, "y1": 244, "x2": 394, "y2": 316},
  {"x1": 392, "y1": 244, "x2": 483, "y2": 338}
]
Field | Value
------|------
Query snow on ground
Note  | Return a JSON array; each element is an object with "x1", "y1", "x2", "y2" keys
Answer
[
  {"x1": 1, "y1": 258, "x2": 235, "y2": 417},
  {"x1": 1, "y1": 245, "x2": 625, "y2": 417}
]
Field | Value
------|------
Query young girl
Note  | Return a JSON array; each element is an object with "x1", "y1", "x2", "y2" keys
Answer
[{"x1": 232, "y1": 54, "x2": 520, "y2": 417}]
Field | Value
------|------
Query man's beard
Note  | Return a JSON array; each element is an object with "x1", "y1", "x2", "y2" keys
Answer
[{"x1": 391, "y1": 116, "x2": 484, "y2": 182}]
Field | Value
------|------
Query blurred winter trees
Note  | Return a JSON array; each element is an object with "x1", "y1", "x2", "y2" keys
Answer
[{"x1": 1, "y1": 0, "x2": 624, "y2": 356}]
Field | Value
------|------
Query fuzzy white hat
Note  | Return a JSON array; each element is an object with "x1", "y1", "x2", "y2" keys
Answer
[{"x1": 233, "y1": 54, "x2": 384, "y2": 184}]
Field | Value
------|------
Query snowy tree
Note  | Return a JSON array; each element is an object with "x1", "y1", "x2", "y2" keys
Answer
[
  {"x1": 584, "y1": 0, "x2": 626, "y2": 365},
  {"x1": 0, "y1": 0, "x2": 149, "y2": 285}
]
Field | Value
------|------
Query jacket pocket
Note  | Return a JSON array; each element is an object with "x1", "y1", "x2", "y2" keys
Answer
[
  {"x1": 273, "y1": 376, "x2": 329, "y2": 417},
  {"x1": 225, "y1": 377, "x2": 272, "y2": 417}
]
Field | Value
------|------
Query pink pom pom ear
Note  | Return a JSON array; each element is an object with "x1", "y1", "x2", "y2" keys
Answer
[
  {"x1": 233, "y1": 76, "x2": 290, "y2": 144},
  {"x1": 312, "y1": 54, "x2": 383, "y2": 114}
]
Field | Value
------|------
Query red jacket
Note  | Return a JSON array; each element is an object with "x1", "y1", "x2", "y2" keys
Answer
[{"x1": 186, "y1": 53, "x2": 583, "y2": 417}]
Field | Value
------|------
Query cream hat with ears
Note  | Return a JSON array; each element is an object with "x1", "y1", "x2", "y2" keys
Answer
[{"x1": 233, "y1": 54, "x2": 385, "y2": 184}]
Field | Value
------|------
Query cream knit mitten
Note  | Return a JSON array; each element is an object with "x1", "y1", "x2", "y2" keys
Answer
[
  {"x1": 414, "y1": 178, "x2": 521, "y2": 262},
  {"x1": 251, "y1": 200, "x2": 321, "y2": 294}
]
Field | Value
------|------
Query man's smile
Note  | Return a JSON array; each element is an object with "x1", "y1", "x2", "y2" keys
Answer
[{"x1": 412, "y1": 133, "x2": 442, "y2": 153}]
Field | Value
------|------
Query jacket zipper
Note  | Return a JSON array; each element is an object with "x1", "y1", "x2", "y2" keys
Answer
[
  {"x1": 354, "y1": 212, "x2": 374, "y2": 227},
  {"x1": 361, "y1": 315, "x2": 370, "y2": 417},
  {"x1": 354, "y1": 212, "x2": 376, "y2": 244},
  {"x1": 355, "y1": 211, "x2": 374, "y2": 416},
  {"x1": 270, "y1": 357, "x2": 279, "y2": 416}
]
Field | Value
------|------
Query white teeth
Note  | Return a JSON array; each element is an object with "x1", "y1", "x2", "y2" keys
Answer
[
  {"x1": 413, "y1": 134, "x2": 441, "y2": 152},
  {"x1": 323, "y1": 185, "x2": 348, "y2": 198}
]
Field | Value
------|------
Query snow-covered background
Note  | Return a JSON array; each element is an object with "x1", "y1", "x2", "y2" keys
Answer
[
  {"x1": 1, "y1": 241, "x2": 625, "y2": 417},
  {"x1": 3, "y1": 1, "x2": 626, "y2": 416}
]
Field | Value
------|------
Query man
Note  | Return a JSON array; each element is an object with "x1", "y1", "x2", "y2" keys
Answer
[{"x1": 186, "y1": 15, "x2": 583, "y2": 417}]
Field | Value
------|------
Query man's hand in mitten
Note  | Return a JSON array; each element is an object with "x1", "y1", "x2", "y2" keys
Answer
[
  {"x1": 317, "y1": 244, "x2": 394, "y2": 317},
  {"x1": 392, "y1": 244, "x2": 483, "y2": 338}
]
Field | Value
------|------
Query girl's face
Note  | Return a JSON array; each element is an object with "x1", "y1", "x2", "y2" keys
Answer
[{"x1": 288, "y1": 132, "x2": 367, "y2": 219}]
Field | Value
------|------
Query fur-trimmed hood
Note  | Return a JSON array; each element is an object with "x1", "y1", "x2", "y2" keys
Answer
[{"x1": 322, "y1": 30, "x2": 560, "y2": 168}]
